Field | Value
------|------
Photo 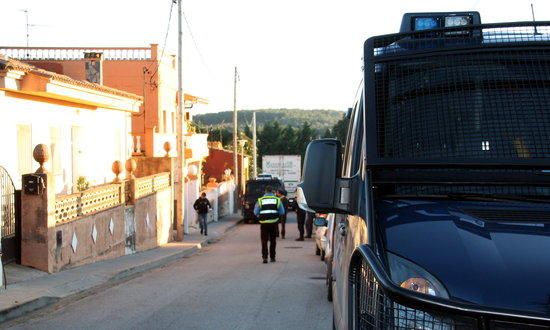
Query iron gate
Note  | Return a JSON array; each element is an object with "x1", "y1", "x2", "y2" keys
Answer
[{"x1": 0, "y1": 166, "x2": 19, "y2": 264}]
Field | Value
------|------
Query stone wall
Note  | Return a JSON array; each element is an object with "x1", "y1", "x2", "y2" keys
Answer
[
  {"x1": 21, "y1": 172, "x2": 173, "y2": 273},
  {"x1": 52, "y1": 204, "x2": 126, "y2": 271},
  {"x1": 197, "y1": 180, "x2": 235, "y2": 226}
]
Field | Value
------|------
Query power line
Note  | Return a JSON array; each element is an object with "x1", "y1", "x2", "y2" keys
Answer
[
  {"x1": 181, "y1": 6, "x2": 213, "y2": 77},
  {"x1": 147, "y1": 0, "x2": 176, "y2": 83}
]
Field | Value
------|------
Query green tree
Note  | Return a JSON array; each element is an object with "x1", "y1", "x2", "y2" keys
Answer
[
  {"x1": 281, "y1": 125, "x2": 297, "y2": 153},
  {"x1": 258, "y1": 121, "x2": 283, "y2": 156},
  {"x1": 243, "y1": 124, "x2": 253, "y2": 139},
  {"x1": 296, "y1": 121, "x2": 315, "y2": 160},
  {"x1": 331, "y1": 115, "x2": 350, "y2": 144}
]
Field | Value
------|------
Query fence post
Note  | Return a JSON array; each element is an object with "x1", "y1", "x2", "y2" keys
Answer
[{"x1": 20, "y1": 172, "x2": 56, "y2": 273}]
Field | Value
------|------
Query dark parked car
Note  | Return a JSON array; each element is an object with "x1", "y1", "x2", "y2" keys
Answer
[
  {"x1": 241, "y1": 178, "x2": 284, "y2": 223},
  {"x1": 299, "y1": 12, "x2": 550, "y2": 329}
]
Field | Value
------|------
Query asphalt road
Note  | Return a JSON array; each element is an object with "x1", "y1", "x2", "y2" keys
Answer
[{"x1": 7, "y1": 212, "x2": 332, "y2": 330}]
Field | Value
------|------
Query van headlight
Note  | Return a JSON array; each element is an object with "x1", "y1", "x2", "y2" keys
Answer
[{"x1": 387, "y1": 252, "x2": 449, "y2": 299}]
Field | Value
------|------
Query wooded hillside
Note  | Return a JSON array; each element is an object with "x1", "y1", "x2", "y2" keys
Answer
[{"x1": 193, "y1": 109, "x2": 344, "y2": 132}]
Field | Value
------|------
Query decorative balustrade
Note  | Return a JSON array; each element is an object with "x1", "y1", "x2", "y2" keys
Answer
[
  {"x1": 55, "y1": 184, "x2": 121, "y2": 224},
  {"x1": 0, "y1": 47, "x2": 152, "y2": 61},
  {"x1": 55, "y1": 194, "x2": 80, "y2": 223},
  {"x1": 134, "y1": 172, "x2": 171, "y2": 199},
  {"x1": 153, "y1": 173, "x2": 170, "y2": 191},
  {"x1": 80, "y1": 185, "x2": 121, "y2": 216},
  {"x1": 54, "y1": 173, "x2": 170, "y2": 224}
]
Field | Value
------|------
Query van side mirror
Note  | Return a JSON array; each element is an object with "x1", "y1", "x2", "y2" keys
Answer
[
  {"x1": 298, "y1": 139, "x2": 341, "y2": 212},
  {"x1": 298, "y1": 139, "x2": 358, "y2": 214}
]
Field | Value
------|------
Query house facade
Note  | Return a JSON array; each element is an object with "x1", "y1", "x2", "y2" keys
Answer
[
  {"x1": 0, "y1": 45, "x2": 212, "y2": 235},
  {"x1": 0, "y1": 55, "x2": 142, "y2": 193}
]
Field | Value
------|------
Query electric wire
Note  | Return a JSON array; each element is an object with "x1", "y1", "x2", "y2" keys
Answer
[
  {"x1": 181, "y1": 6, "x2": 213, "y2": 77},
  {"x1": 147, "y1": 0, "x2": 176, "y2": 85}
]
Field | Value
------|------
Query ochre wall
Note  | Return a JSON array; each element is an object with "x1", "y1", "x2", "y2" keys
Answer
[
  {"x1": 203, "y1": 147, "x2": 245, "y2": 183},
  {"x1": 132, "y1": 157, "x2": 173, "y2": 178}
]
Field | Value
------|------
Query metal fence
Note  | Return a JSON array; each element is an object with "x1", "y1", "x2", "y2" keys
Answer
[{"x1": 0, "y1": 167, "x2": 15, "y2": 238}]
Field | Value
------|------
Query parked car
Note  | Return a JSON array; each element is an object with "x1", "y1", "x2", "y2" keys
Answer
[
  {"x1": 313, "y1": 213, "x2": 328, "y2": 260},
  {"x1": 299, "y1": 11, "x2": 550, "y2": 329},
  {"x1": 324, "y1": 214, "x2": 335, "y2": 302},
  {"x1": 242, "y1": 178, "x2": 284, "y2": 223},
  {"x1": 314, "y1": 213, "x2": 336, "y2": 302}
]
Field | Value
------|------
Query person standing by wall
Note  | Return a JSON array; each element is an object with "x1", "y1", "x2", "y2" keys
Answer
[
  {"x1": 193, "y1": 192, "x2": 212, "y2": 236},
  {"x1": 296, "y1": 206, "x2": 306, "y2": 241},
  {"x1": 305, "y1": 211, "x2": 314, "y2": 239},
  {"x1": 254, "y1": 186, "x2": 285, "y2": 263},
  {"x1": 276, "y1": 189, "x2": 289, "y2": 239}
]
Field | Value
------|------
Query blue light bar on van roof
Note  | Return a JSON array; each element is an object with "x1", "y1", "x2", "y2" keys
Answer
[
  {"x1": 445, "y1": 15, "x2": 471, "y2": 27},
  {"x1": 414, "y1": 17, "x2": 439, "y2": 31},
  {"x1": 402, "y1": 12, "x2": 480, "y2": 33}
]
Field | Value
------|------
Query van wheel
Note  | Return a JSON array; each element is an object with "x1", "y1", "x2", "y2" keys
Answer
[{"x1": 315, "y1": 246, "x2": 321, "y2": 256}]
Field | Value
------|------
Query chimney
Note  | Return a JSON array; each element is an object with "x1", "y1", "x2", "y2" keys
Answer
[{"x1": 83, "y1": 52, "x2": 103, "y2": 84}]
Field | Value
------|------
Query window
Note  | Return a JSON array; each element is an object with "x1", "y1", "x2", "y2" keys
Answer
[
  {"x1": 50, "y1": 127, "x2": 62, "y2": 175},
  {"x1": 343, "y1": 96, "x2": 364, "y2": 177},
  {"x1": 163, "y1": 110, "x2": 167, "y2": 133}
]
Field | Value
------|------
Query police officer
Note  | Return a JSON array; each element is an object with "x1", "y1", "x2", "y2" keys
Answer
[
  {"x1": 276, "y1": 189, "x2": 289, "y2": 239},
  {"x1": 254, "y1": 186, "x2": 285, "y2": 263},
  {"x1": 295, "y1": 206, "x2": 305, "y2": 241}
]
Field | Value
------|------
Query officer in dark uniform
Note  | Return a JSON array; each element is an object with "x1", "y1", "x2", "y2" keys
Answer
[
  {"x1": 296, "y1": 206, "x2": 306, "y2": 241},
  {"x1": 254, "y1": 186, "x2": 285, "y2": 263},
  {"x1": 276, "y1": 189, "x2": 289, "y2": 239}
]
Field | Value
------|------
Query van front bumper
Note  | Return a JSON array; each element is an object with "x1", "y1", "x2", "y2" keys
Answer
[{"x1": 349, "y1": 245, "x2": 550, "y2": 329}]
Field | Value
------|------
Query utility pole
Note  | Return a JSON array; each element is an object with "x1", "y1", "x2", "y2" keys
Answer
[
  {"x1": 253, "y1": 112, "x2": 257, "y2": 178},
  {"x1": 175, "y1": 0, "x2": 185, "y2": 240},
  {"x1": 233, "y1": 66, "x2": 239, "y2": 201}
]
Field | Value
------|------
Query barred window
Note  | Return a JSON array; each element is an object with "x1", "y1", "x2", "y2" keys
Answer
[
  {"x1": 367, "y1": 23, "x2": 550, "y2": 162},
  {"x1": 375, "y1": 50, "x2": 550, "y2": 160}
]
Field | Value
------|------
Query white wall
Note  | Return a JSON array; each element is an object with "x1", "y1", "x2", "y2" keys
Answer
[{"x1": 0, "y1": 91, "x2": 132, "y2": 193}]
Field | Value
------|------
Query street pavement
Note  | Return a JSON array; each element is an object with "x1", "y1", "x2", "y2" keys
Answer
[{"x1": 6, "y1": 212, "x2": 332, "y2": 330}]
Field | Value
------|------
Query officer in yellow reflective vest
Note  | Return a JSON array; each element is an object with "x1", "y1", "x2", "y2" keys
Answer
[{"x1": 254, "y1": 185, "x2": 286, "y2": 263}]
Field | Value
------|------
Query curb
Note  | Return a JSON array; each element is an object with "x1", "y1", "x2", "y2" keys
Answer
[{"x1": 0, "y1": 217, "x2": 242, "y2": 325}]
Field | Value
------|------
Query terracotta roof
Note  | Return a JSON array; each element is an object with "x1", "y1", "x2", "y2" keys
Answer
[{"x1": 0, "y1": 54, "x2": 142, "y2": 101}]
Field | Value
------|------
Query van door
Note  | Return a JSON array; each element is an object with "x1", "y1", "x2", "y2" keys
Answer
[{"x1": 333, "y1": 96, "x2": 367, "y2": 329}]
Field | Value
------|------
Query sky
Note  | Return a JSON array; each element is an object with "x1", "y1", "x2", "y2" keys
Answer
[{"x1": 1, "y1": 0, "x2": 549, "y2": 113}]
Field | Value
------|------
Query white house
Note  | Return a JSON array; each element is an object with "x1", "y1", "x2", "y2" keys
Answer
[{"x1": 0, "y1": 55, "x2": 142, "y2": 194}]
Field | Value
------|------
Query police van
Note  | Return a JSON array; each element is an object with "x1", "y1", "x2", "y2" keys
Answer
[
  {"x1": 242, "y1": 177, "x2": 284, "y2": 223},
  {"x1": 298, "y1": 12, "x2": 550, "y2": 329}
]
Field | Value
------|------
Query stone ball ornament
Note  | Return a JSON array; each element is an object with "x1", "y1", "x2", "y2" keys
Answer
[
  {"x1": 112, "y1": 160, "x2": 122, "y2": 183},
  {"x1": 125, "y1": 158, "x2": 137, "y2": 179},
  {"x1": 188, "y1": 164, "x2": 198, "y2": 176},
  {"x1": 186, "y1": 164, "x2": 199, "y2": 181},
  {"x1": 33, "y1": 144, "x2": 50, "y2": 174},
  {"x1": 163, "y1": 141, "x2": 171, "y2": 157}
]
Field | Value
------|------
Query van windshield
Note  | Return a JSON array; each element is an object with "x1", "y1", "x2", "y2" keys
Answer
[
  {"x1": 375, "y1": 50, "x2": 550, "y2": 161},
  {"x1": 246, "y1": 180, "x2": 282, "y2": 197},
  {"x1": 367, "y1": 24, "x2": 550, "y2": 198}
]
